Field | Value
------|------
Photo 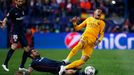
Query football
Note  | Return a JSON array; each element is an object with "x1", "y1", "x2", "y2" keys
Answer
[{"x1": 84, "y1": 66, "x2": 96, "y2": 75}]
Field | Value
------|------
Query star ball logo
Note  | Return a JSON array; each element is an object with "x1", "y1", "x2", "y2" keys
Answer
[{"x1": 65, "y1": 32, "x2": 81, "y2": 49}]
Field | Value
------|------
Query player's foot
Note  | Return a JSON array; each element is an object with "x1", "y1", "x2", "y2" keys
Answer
[
  {"x1": 62, "y1": 59, "x2": 69, "y2": 64},
  {"x1": 59, "y1": 66, "x2": 65, "y2": 75},
  {"x1": 2, "y1": 64, "x2": 9, "y2": 72},
  {"x1": 19, "y1": 67, "x2": 27, "y2": 71}
]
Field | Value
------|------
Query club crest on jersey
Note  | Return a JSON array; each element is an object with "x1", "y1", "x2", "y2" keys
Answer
[
  {"x1": 65, "y1": 32, "x2": 81, "y2": 49},
  {"x1": 22, "y1": 11, "x2": 24, "y2": 15},
  {"x1": 15, "y1": 13, "x2": 18, "y2": 15}
]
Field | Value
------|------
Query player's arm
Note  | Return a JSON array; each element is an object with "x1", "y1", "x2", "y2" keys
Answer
[
  {"x1": 0, "y1": 20, "x2": 2, "y2": 25},
  {"x1": 0, "y1": 8, "x2": 13, "y2": 28},
  {"x1": 15, "y1": 67, "x2": 32, "y2": 75},
  {"x1": 65, "y1": 69, "x2": 77, "y2": 75},
  {"x1": 2, "y1": 17, "x2": 7, "y2": 26},
  {"x1": 27, "y1": 67, "x2": 33, "y2": 74},
  {"x1": 0, "y1": 13, "x2": 9, "y2": 29},
  {"x1": 21, "y1": 67, "x2": 33, "y2": 75},
  {"x1": 72, "y1": 17, "x2": 87, "y2": 31},
  {"x1": 0, "y1": 17, "x2": 7, "y2": 29},
  {"x1": 65, "y1": 69, "x2": 86, "y2": 75},
  {"x1": 95, "y1": 21, "x2": 105, "y2": 45}
]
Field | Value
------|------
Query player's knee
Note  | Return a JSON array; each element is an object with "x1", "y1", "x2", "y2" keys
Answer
[
  {"x1": 81, "y1": 55, "x2": 89, "y2": 62},
  {"x1": 11, "y1": 43, "x2": 18, "y2": 50},
  {"x1": 79, "y1": 40, "x2": 86, "y2": 49}
]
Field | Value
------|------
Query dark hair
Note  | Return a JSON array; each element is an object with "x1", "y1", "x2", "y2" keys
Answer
[
  {"x1": 96, "y1": 7, "x2": 106, "y2": 14},
  {"x1": 27, "y1": 49, "x2": 34, "y2": 58}
]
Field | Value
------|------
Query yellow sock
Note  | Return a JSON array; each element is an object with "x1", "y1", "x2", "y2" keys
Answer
[
  {"x1": 65, "y1": 59, "x2": 85, "y2": 69},
  {"x1": 66, "y1": 42, "x2": 83, "y2": 61}
]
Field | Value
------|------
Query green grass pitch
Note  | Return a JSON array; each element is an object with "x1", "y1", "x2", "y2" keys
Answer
[{"x1": 0, "y1": 49, "x2": 134, "y2": 75}]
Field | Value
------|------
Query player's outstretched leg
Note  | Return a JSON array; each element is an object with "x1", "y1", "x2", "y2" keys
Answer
[
  {"x1": 2, "y1": 43, "x2": 17, "y2": 71},
  {"x1": 19, "y1": 51, "x2": 28, "y2": 70},
  {"x1": 63, "y1": 40, "x2": 84, "y2": 64},
  {"x1": 19, "y1": 46, "x2": 30, "y2": 70},
  {"x1": 59, "y1": 65, "x2": 66, "y2": 75}
]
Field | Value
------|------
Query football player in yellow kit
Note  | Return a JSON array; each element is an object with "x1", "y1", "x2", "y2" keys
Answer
[{"x1": 59, "y1": 8, "x2": 106, "y2": 75}]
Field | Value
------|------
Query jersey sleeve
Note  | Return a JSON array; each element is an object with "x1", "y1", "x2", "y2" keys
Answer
[
  {"x1": 99, "y1": 21, "x2": 105, "y2": 41},
  {"x1": 74, "y1": 18, "x2": 88, "y2": 31},
  {"x1": 29, "y1": 61, "x2": 36, "y2": 68},
  {"x1": 6, "y1": 8, "x2": 14, "y2": 19}
]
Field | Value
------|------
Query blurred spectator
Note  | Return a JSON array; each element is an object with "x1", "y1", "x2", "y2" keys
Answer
[
  {"x1": 130, "y1": 25, "x2": 134, "y2": 32},
  {"x1": 26, "y1": 28, "x2": 33, "y2": 47},
  {"x1": 50, "y1": 0, "x2": 60, "y2": 17},
  {"x1": 112, "y1": 26, "x2": 122, "y2": 33},
  {"x1": 56, "y1": 0, "x2": 62, "y2": 4},
  {"x1": 42, "y1": 0, "x2": 51, "y2": 18},
  {"x1": 66, "y1": 0, "x2": 72, "y2": 16},
  {"x1": 0, "y1": 0, "x2": 132, "y2": 33},
  {"x1": 122, "y1": 19, "x2": 129, "y2": 33},
  {"x1": 80, "y1": 0, "x2": 91, "y2": 10}
]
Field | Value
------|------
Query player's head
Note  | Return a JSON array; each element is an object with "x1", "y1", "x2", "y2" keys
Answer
[
  {"x1": 29, "y1": 49, "x2": 40, "y2": 59},
  {"x1": 15, "y1": 0, "x2": 25, "y2": 8},
  {"x1": 93, "y1": 8, "x2": 105, "y2": 20}
]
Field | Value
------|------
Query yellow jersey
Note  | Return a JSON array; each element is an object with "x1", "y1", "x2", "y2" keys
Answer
[{"x1": 74, "y1": 17, "x2": 105, "y2": 42}]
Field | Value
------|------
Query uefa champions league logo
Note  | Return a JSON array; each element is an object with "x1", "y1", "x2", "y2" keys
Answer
[
  {"x1": 64, "y1": 33, "x2": 134, "y2": 49},
  {"x1": 64, "y1": 32, "x2": 81, "y2": 49},
  {"x1": 96, "y1": 33, "x2": 134, "y2": 50}
]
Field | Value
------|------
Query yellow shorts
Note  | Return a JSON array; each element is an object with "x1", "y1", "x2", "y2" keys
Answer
[{"x1": 80, "y1": 36, "x2": 96, "y2": 57}]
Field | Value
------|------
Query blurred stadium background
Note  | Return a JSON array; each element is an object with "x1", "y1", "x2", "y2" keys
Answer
[{"x1": 0, "y1": 0, "x2": 134, "y2": 75}]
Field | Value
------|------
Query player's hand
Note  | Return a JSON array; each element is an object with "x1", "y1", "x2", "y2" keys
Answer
[
  {"x1": 0, "y1": 21, "x2": 2, "y2": 26},
  {"x1": 71, "y1": 16, "x2": 80, "y2": 23},
  {"x1": 94, "y1": 40, "x2": 101, "y2": 46},
  {"x1": 0, "y1": 21, "x2": 6, "y2": 29},
  {"x1": 0, "y1": 21, "x2": 4, "y2": 29}
]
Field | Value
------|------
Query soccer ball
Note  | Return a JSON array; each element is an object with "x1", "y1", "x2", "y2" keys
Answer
[{"x1": 84, "y1": 66, "x2": 95, "y2": 75}]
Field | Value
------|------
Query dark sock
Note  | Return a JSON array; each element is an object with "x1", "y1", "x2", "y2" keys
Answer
[
  {"x1": 4, "y1": 49, "x2": 15, "y2": 67},
  {"x1": 20, "y1": 51, "x2": 28, "y2": 68}
]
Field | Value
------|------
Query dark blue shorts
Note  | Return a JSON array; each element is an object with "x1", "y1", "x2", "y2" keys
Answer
[{"x1": 10, "y1": 33, "x2": 28, "y2": 47}]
